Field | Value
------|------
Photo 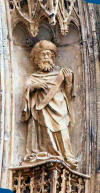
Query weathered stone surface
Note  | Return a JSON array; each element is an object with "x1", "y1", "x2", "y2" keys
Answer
[{"x1": 0, "y1": 0, "x2": 100, "y2": 192}]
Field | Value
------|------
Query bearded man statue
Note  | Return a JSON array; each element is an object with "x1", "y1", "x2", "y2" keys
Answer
[{"x1": 21, "y1": 40, "x2": 78, "y2": 169}]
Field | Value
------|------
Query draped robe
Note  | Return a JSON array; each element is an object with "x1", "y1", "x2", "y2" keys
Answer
[{"x1": 21, "y1": 69, "x2": 76, "y2": 167}]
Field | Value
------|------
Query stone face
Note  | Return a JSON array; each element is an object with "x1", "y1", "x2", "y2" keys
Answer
[{"x1": 0, "y1": 0, "x2": 100, "y2": 192}]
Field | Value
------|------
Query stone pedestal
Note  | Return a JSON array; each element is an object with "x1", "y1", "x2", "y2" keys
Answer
[{"x1": 9, "y1": 160, "x2": 90, "y2": 193}]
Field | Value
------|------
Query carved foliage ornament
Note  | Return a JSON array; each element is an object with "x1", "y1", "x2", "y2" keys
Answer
[{"x1": 9, "y1": 0, "x2": 77, "y2": 36}]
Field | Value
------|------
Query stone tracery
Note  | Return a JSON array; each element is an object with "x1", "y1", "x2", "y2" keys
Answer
[{"x1": 8, "y1": 0, "x2": 79, "y2": 36}]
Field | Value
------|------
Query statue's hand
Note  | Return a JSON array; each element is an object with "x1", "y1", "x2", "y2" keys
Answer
[
  {"x1": 30, "y1": 81, "x2": 48, "y2": 91},
  {"x1": 61, "y1": 68, "x2": 72, "y2": 85}
]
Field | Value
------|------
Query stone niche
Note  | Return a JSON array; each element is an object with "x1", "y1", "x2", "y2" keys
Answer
[{"x1": 12, "y1": 19, "x2": 84, "y2": 170}]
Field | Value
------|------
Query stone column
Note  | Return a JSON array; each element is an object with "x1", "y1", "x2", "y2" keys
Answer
[{"x1": 0, "y1": 0, "x2": 13, "y2": 188}]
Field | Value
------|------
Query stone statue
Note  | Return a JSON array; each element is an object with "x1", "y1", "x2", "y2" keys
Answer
[{"x1": 21, "y1": 40, "x2": 78, "y2": 169}]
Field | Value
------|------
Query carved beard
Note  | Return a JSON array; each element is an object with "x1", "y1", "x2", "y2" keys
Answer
[{"x1": 37, "y1": 60, "x2": 55, "y2": 72}]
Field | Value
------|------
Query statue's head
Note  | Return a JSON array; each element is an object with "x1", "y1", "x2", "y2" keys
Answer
[{"x1": 30, "y1": 40, "x2": 57, "y2": 72}]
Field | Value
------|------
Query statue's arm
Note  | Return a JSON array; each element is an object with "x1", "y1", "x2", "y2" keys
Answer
[
  {"x1": 21, "y1": 77, "x2": 34, "y2": 122},
  {"x1": 21, "y1": 76, "x2": 48, "y2": 122},
  {"x1": 62, "y1": 68, "x2": 74, "y2": 100},
  {"x1": 21, "y1": 87, "x2": 31, "y2": 122},
  {"x1": 26, "y1": 76, "x2": 48, "y2": 92}
]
